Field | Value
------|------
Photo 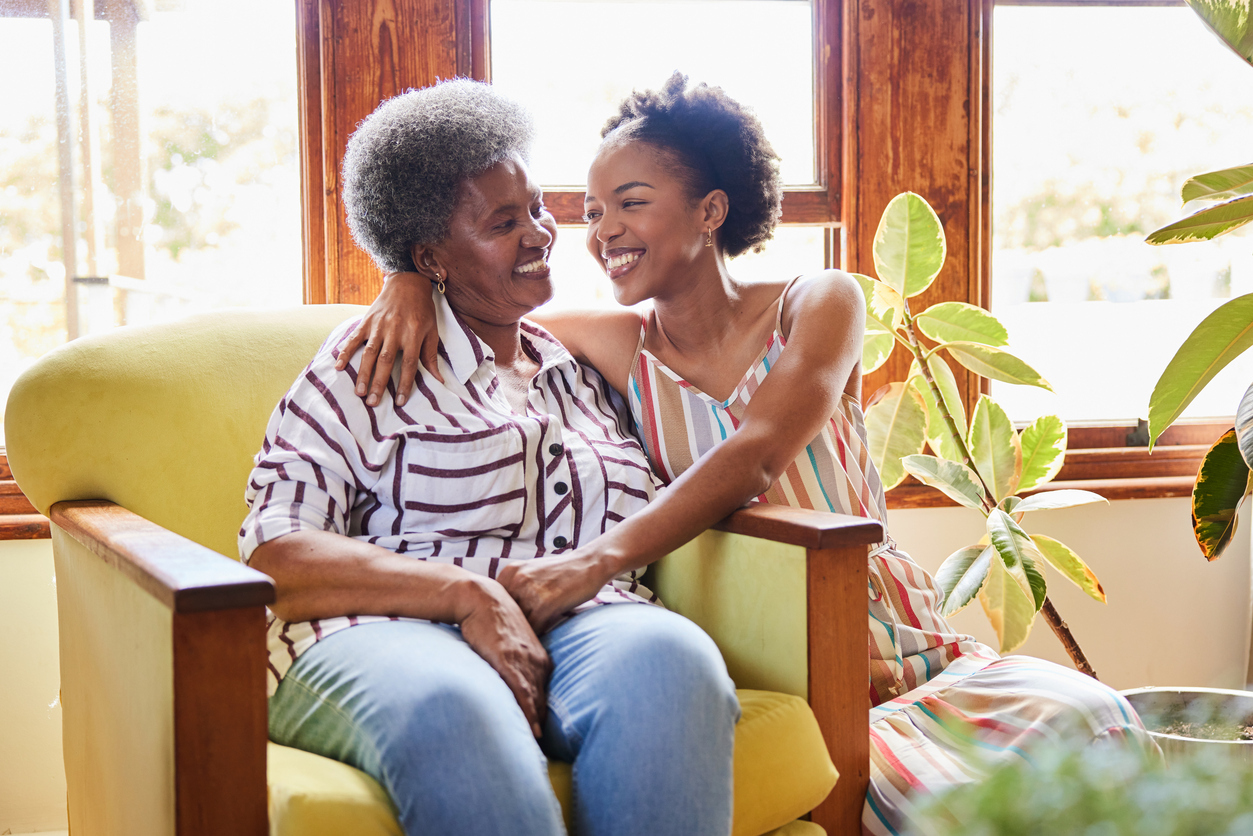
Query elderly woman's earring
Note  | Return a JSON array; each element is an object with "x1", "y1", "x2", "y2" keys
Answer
[
  {"x1": 434, "y1": 271, "x2": 446, "y2": 294},
  {"x1": 705, "y1": 229, "x2": 713, "y2": 248}
]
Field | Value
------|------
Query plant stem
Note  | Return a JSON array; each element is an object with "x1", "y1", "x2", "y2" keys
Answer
[
  {"x1": 900, "y1": 301, "x2": 1097, "y2": 679},
  {"x1": 1041, "y1": 597, "x2": 1098, "y2": 680},
  {"x1": 901, "y1": 301, "x2": 996, "y2": 512}
]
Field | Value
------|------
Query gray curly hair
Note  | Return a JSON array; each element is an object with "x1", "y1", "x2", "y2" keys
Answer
[{"x1": 341, "y1": 79, "x2": 535, "y2": 273}]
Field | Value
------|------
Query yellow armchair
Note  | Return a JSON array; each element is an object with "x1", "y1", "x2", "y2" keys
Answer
[{"x1": 4, "y1": 306, "x2": 879, "y2": 836}]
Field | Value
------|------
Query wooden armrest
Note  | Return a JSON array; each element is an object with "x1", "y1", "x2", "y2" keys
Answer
[
  {"x1": 714, "y1": 501, "x2": 883, "y2": 549},
  {"x1": 50, "y1": 499, "x2": 270, "y2": 835},
  {"x1": 51, "y1": 499, "x2": 274, "y2": 612}
]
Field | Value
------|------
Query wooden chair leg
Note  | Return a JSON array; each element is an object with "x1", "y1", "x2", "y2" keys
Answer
[{"x1": 806, "y1": 545, "x2": 870, "y2": 836}]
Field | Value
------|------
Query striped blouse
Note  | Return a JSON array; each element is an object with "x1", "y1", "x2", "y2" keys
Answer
[
  {"x1": 627, "y1": 289, "x2": 986, "y2": 707},
  {"x1": 240, "y1": 290, "x2": 662, "y2": 694}
]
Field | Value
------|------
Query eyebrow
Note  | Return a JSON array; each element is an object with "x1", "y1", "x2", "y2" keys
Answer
[
  {"x1": 483, "y1": 189, "x2": 544, "y2": 219},
  {"x1": 584, "y1": 181, "x2": 655, "y2": 203}
]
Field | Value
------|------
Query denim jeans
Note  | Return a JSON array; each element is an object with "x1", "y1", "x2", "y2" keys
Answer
[{"x1": 268, "y1": 603, "x2": 740, "y2": 836}]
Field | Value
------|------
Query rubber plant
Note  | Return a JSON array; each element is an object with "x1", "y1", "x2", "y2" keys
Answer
[
  {"x1": 1145, "y1": 0, "x2": 1253, "y2": 562},
  {"x1": 861, "y1": 192, "x2": 1107, "y2": 679}
]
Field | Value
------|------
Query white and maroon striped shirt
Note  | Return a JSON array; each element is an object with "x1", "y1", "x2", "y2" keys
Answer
[{"x1": 240, "y1": 291, "x2": 662, "y2": 694}]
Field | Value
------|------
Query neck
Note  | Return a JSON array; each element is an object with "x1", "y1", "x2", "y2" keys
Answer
[
  {"x1": 460, "y1": 314, "x2": 530, "y2": 369},
  {"x1": 651, "y1": 254, "x2": 744, "y2": 354}
]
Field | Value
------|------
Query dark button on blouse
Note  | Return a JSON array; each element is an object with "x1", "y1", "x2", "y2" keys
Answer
[
  {"x1": 549, "y1": 443, "x2": 564, "y2": 456},
  {"x1": 553, "y1": 536, "x2": 569, "y2": 549},
  {"x1": 554, "y1": 481, "x2": 569, "y2": 495}
]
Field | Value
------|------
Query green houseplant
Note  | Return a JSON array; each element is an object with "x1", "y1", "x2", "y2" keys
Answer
[
  {"x1": 860, "y1": 192, "x2": 1107, "y2": 677},
  {"x1": 1145, "y1": 0, "x2": 1253, "y2": 561}
]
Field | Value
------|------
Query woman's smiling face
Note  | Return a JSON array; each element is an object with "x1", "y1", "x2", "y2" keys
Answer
[
  {"x1": 583, "y1": 140, "x2": 714, "y2": 306},
  {"x1": 420, "y1": 155, "x2": 557, "y2": 327}
]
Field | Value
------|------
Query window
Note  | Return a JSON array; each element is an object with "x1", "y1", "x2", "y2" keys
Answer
[
  {"x1": 990, "y1": 3, "x2": 1253, "y2": 425},
  {"x1": 487, "y1": 0, "x2": 837, "y2": 310},
  {"x1": 0, "y1": 0, "x2": 301, "y2": 445}
]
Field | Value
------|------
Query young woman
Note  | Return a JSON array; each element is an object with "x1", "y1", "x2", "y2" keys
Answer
[{"x1": 341, "y1": 73, "x2": 1153, "y2": 834}]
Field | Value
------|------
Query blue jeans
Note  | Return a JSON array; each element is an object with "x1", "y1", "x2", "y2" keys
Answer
[{"x1": 268, "y1": 604, "x2": 740, "y2": 836}]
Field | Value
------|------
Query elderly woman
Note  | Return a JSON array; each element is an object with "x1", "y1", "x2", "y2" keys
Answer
[{"x1": 239, "y1": 80, "x2": 739, "y2": 836}]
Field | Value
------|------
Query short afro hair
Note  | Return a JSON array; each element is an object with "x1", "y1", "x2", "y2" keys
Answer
[
  {"x1": 600, "y1": 72, "x2": 782, "y2": 258},
  {"x1": 342, "y1": 79, "x2": 534, "y2": 273}
]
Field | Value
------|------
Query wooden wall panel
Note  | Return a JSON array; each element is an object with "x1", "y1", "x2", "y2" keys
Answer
[
  {"x1": 844, "y1": 0, "x2": 989, "y2": 413},
  {"x1": 305, "y1": 0, "x2": 459, "y2": 305}
]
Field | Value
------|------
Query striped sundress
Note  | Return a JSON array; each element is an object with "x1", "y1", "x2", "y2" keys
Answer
[{"x1": 628, "y1": 281, "x2": 1156, "y2": 835}]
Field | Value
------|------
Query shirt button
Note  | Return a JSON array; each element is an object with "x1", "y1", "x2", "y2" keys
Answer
[
  {"x1": 554, "y1": 481, "x2": 569, "y2": 495},
  {"x1": 553, "y1": 536, "x2": 569, "y2": 549},
  {"x1": 549, "y1": 443, "x2": 564, "y2": 456}
]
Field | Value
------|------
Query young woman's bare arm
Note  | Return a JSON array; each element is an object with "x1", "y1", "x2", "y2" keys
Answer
[
  {"x1": 338, "y1": 272, "x2": 642, "y2": 404},
  {"x1": 498, "y1": 270, "x2": 867, "y2": 631}
]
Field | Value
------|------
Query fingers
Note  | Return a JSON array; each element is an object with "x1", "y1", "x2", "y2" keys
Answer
[
  {"x1": 336, "y1": 325, "x2": 367, "y2": 372},
  {"x1": 421, "y1": 329, "x2": 444, "y2": 385},
  {"x1": 366, "y1": 339, "x2": 396, "y2": 407}
]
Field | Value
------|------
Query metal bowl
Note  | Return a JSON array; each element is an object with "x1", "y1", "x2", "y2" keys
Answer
[{"x1": 1121, "y1": 686, "x2": 1253, "y2": 763}]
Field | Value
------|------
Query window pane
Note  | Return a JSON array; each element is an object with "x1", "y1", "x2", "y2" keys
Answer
[
  {"x1": 0, "y1": 1, "x2": 300, "y2": 444},
  {"x1": 490, "y1": 0, "x2": 816, "y2": 187},
  {"x1": 990, "y1": 6, "x2": 1253, "y2": 423},
  {"x1": 540, "y1": 225, "x2": 826, "y2": 311}
]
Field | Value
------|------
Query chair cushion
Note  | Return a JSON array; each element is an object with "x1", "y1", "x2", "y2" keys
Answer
[{"x1": 267, "y1": 688, "x2": 836, "y2": 836}]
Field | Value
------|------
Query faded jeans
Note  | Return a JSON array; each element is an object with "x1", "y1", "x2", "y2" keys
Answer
[{"x1": 267, "y1": 603, "x2": 740, "y2": 836}]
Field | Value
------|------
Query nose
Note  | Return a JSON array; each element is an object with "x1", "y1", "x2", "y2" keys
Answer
[
  {"x1": 595, "y1": 212, "x2": 623, "y2": 247},
  {"x1": 521, "y1": 215, "x2": 554, "y2": 250}
]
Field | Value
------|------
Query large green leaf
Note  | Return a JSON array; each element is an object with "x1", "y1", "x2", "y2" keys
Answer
[
  {"x1": 851, "y1": 272, "x2": 904, "y2": 331},
  {"x1": 979, "y1": 546, "x2": 1038, "y2": 654},
  {"x1": 902, "y1": 454, "x2": 987, "y2": 512},
  {"x1": 1014, "y1": 489, "x2": 1108, "y2": 514},
  {"x1": 1192, "y1": 428, "x2": 1252, "y2": 561},
  {"x1": 908, "y1": 355, "x2": 966, "y2": 462},
  {"x1": 942, "y1": 342, "x2": 1053, "y2": 391},
  {"x1": 1017, "y1": 415, "x2": 1067, "y2": 493},
  {"x1": 865, "y1": 382, "x2": 929, "y2": 490},
  {"x1": 935, "y1": 545, "x2": 993, "y2": 617},
  {"x1": 864, "y1": 319, "x2": 896, "y2": 374},
  {"x1": 968, "y1": 396, "x2": 1021, "y2": 502},
  {"x1": 872, "y1": 192, "x2": 947, "y2": 299},
  {"x1": 1186, "y1": 0, "x2": 1253, "y2": 66},
  {"x1": 986, "y1": 509, "x2": 1048, "y2": 612},
  {"x1": 1146, "y1": 195, "x2": 1253, "y2": 244},
  {"x1": 915, "y1": 302, "x2": 1009, "y2": 347},
  {"x1": 1031, "y1": 534, "x2": 1107, "y2": 604},
  {"x1": 1236, "y1": 381, "x2": 1253, "y2": 469},
  {"x1": 1147, "y1": 293, "x2": 1253, "y2": 448},
  {"x1": 1182, "y1": 163, "x2": 1253, "y2": 205}
]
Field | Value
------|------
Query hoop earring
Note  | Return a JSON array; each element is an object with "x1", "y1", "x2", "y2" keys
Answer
[
  {"x1": 433, "y1": 271, "x2": 446, "y2": 294},
  {"x1": 705, "y1": 228, "x2": 713, "y2": 248}
]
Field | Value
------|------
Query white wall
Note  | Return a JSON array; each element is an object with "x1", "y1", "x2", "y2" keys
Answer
[
  {"x1": 890, "y1": 496, "x2": 1252, "y2": 691},
  {"x1": 0, "y1": 538, "x2": 67, "y2": 834}
]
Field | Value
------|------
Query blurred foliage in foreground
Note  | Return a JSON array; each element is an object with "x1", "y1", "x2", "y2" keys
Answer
[{"x1": 906, "y1": 742, "x2": 1253, "y2": 836}]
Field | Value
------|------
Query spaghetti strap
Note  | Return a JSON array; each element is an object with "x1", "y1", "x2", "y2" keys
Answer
[
  {"x1": 775, "y1": 276, "x2": 803, "y2": 335},
  {"x1": 634, "y1": 312, "x2": 649, "y2": 360}
]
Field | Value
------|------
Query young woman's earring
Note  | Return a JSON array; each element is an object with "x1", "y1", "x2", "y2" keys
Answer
[
  {"x1": 705, "y1": 229, "x2": 713, "y2": 248},
  {"x1": 434, "y1": 271, "x2": 446, "y2": 294}
]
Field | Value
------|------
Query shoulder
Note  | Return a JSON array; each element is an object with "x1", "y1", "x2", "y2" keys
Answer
[{"x1": 779, "y1": 270, "x2": 864, "y2": 338}]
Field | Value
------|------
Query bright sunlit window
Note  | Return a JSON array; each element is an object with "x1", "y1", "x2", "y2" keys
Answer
[
  {"x1": 990, "y1": 5, "x2": 1253, "y2": 424},
  {"x1": 489, "y1": 0, "x2": 826, "y2": 310},
  {"x1": 0, "y1": 0, "x2": 300, "y2": 443}
]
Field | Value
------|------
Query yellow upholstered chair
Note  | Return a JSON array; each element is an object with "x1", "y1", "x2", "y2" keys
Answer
[{"x1": 4, "y1": 306, "x2": 879, "y2": 836}]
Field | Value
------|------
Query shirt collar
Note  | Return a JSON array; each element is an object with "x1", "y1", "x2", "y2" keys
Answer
[{"x1": 434, "y1": 288, "x2": 578, "y2": 386}]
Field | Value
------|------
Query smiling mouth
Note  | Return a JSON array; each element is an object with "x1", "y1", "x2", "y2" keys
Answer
[
  {"x1": 515, "y1": 257, "x2": 549, "y2": 275},
  {"x1": 603, "y1": 250, "x2": 642, "y2": 279}
]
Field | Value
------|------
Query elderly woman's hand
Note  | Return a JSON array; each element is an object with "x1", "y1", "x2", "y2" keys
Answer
[
  {"x1": 497, "y1": 552, "x2": 615, "y2": 635},
  {"x1": 336, "y1": 272, "x2": 442, "y2": 407},
  {"x1": 457, "y1": 575, "x2": 553, "y2": 738}
]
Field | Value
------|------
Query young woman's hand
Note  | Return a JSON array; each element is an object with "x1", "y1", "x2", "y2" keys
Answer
[
  {"x1": 457, "y1": 576, "x2": 553, "y2": 738},
  {"x1": 335, "y1": 272, "x2": 442, "y2": 406},
  {"x1": 497, "y1": 552, "x2": 614, "y2": 635}
]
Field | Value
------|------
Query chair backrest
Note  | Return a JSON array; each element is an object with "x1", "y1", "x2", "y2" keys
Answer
[{"x1": 5, "y1": 305, "x2": 364, "y2": 559}]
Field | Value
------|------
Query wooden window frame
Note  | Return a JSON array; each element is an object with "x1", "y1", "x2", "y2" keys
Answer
[{"x1": 293, "y1": 0, "x2": 1220, "y2": 511}]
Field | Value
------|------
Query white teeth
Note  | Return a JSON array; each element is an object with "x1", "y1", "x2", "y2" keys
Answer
[
  {"x1": 606, "y1": 252, "x2": 640, "y2": 269},
  {"x1": 515, "y1": 259, "x2": 547, "y2": 274}
]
